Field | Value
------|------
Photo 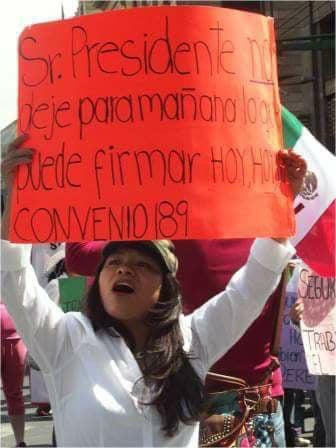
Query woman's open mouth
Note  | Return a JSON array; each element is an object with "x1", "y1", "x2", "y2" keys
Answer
[{"x1": 112, "y1": 282, "x2": 135, "y2": 294}]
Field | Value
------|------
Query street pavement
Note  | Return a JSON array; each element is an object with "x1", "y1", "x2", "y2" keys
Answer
[
  {"x1": 1, "y1": 374, "x2": 315, "y2": 447},
  {"x1": 1, "y1": 375, "x2": 53, "y2": 448}
]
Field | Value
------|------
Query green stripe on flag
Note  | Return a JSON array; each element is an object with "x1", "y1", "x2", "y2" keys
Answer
[{"x1": 281, "y1": 106, "x2": 303, "y2": 149}]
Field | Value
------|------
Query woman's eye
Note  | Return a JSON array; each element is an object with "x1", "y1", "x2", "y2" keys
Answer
[
  {"x1": 107, "y1": 259, "x2": 120, "y2": 266},
  {"x1": 136, "y1": 261, "x2": 156, "y2": 270},
  {"x1": 136, "y1": 261, "x2": 149, "y2": 268}
]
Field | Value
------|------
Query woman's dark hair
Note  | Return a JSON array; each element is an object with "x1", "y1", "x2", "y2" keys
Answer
[{"x1": 83, "y1": 254, "x2": 206, "y2": 437}]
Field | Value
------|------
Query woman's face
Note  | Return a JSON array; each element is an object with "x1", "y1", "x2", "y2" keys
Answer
[{"x1": 98, "y1": 247, "x2": 163, "y2": 323}]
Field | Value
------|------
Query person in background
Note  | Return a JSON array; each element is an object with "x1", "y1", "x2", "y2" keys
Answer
[
  {"x1": 1, "y1": 190, "x2": 27, "y2": 447},
  {"x1": 30, "y1": 248, "x2": 67, "y2": 418},
  {"x1": 1, "y1": 303, "x2": 27, "y2": 447},
  {"x1": 282, "y1": 264, "x2": 311, "y2": 448},
  {"x1": 316, "y1": 376, "x2": 335, "y2": 448},
  {"x1": 310, "y1": 387, "x2": 326, "y2": 447},
  {"x1": 290, "y1": 300, "x2": 334, "y2": 447},
  {"x1": 283, "y1": 388, "x2": 311, "y2": 447}
]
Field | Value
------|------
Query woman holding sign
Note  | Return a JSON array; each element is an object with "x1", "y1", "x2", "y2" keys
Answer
[{"x1": 1, "y1": 135, "x2": 306, "y2": 447}]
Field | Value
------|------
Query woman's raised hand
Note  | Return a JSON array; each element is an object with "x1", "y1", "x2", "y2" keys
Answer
[
  {"x1": 272, "y1": 149, "x2": 307, "y2": 245},
  {"x1": 278, "y1": 149, "x2": 307, "y2": 197},
  {"x1": 1, "y1": 134, "x2": 34, "y2": 239},
  {"x1": 1, "y1": 134, "x2": 34, "y2": 188}
]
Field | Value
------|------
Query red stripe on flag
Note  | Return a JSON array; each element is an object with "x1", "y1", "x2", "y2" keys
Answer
[{"x1": 296, "y1": 200, "x2": 335, "y2": 277}]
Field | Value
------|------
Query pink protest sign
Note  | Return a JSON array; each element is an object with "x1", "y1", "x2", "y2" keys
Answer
[{"x1": 298, "y1": 265, "x2": 336, "y2": 375}]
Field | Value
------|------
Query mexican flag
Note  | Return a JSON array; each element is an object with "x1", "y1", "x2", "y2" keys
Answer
[{"x1": 282, "y1": 106, "x2": 335, "y2": 277}]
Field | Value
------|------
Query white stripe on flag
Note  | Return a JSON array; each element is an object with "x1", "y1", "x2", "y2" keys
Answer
[{"x1": 291, "y1": 127, "x2": 336, "y2": 246}]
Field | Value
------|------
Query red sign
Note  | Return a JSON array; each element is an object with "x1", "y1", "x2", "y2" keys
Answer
[{"x1": 11, "y1": 5, "x2": 294, "y2": 242}]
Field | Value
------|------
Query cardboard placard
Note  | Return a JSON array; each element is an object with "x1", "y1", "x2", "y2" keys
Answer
[
  {"x1": 12, "y1": 6, "x2": 294, "y2": 242},
  {"x1": 58, "y1": 276, "x2": 87, "y2": 312},
  {"x1": 279, "y1": 291, "x2": 317, "y2": 389},
  {"x1": 299, "y1": 266, "x2": 336, "y2": 375}
]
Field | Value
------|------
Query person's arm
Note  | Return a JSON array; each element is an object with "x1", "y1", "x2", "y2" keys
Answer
[
  {"x1": 186, "y1": 149, "x2": 306, "y2": 370},
  {"x1": 187, "y1": 238, "x2": 295, "y2": 370},
  {"x1": 1, "y1": 135, "x2": 79, "y2": 372},
  {"x1": 289, "y1": 300, "x2": 304, "y2": 332},
  {"x1": 1, "y1": 241, "x2": 72, "y2": 373},
  {"x1": 1, "y1": 134, "x2": 34, "y2": 241}
]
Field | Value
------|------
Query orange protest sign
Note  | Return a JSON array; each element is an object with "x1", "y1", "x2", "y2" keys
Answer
[{"x1": 12, "y1": 5, "x2": 294, "y2": 242}]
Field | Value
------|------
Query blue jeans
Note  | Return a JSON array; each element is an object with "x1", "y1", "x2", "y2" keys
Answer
[
  {"x1": 251, "y1": 399, "x2": 286, "y2": 447},
  {"x1": 271, "y1": 399, "x2": 286, "y2": 447}
]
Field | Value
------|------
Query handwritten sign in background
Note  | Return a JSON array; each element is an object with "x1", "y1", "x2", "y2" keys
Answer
[
  {"x1": 58, "y1": 276, "x2": 88, "y2": 312},
  {"x1": 279, "y1": 291, "x2": 317, "y2": 390},
  {"x1": 12, "y1": 6, "x2": 294, "y2": 242},
  {"x1": 299, "y1": 265, "x2": 336, "y2": 375}
]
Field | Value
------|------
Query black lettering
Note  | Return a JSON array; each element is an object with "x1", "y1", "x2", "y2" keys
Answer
[
  {"x1": 108, "y1": 206, "x2": 124, "y2": 239},
  {"x1": 134, "y1": 150, "x2": 167, "y2": 186},
  {"x1": 78, "y1": 96, "x2": 95, "y2": 139},
  {"x1": 163, "y1": 94, "x2": 179, "y2": 120},
  {"x1": 325, "y1": 331, "x2": 336, "y2": 351},
  {"x1": 19, "y1": 36, "x2": 49, "y2": 87},
  {"x1": 13, "y1": 208, "x2": 31, "y2": 241},
  {"x1": 302, "y1": 329, "x2": 314, "y2": 350},
  {"x1": 31, "y1": 208, "x2": 54, "y2": 242},
  {"x1": 94, "y1": 149, "x2": 105, "y2": 199},
  {"x1": 65, "y1": 152, "x2": 82, "y2": 188},
  {"x1": 117, "y1": 151, "x2": 130, "y2": 186},
  {"x1": 168, "y1": 150, "x2": 185, "y2": 183},
  {"x1": 156, "y1": 201, "x2": 178, "y2": 238},
  {"x1": 173, "y1": 42, "x2": 191, "y2": 75},
  {"x1": 210, "y1": 146, "x2": 224, "y2": 183},
  {"x1": 138, "y1": 94, "x2": 164, "y2": 121},
  {"x1": 120, "y1": 40, "x2": 142, "y2": 76},
  {"x1": 225, "y1": 148, "x2": 238, "y2": 183},
  {"x1": 115, "y1": 96, "x2": 134, "y2": 123},
  {"x1": 248, "y1": 38, "x2": 273, "y2": 82},
  {"x1": 32, "y1": 102, "x2": 49, "y2": 130},
  {"x1": 262, "y1": 39, "x2": 273, "y2": 81},
  {"x1": 52, "y1": 208, "x2": 71, "y2": 239},
  {"x1": 250, "y1": 146, "x2": 263, "y2": 183},
  {"x1": 193, "y1": 40, "x2": 213, "y2": 75},
  {"x1": 298, "y1": 269, "x2": 309, "y2": 299},
  {"x1": 133, "y1": 204, "x2": 148, "y2": 238},
  {"x1": 209, "y1": 22, "x2": 236, "y2": 75},
  {"x1": 181, "y1": 89, "x2": 197, "y2": 120},
  {"x1": 97, "y1": 41, "x2": 119, "y2": 74},
  {"x1": 71, "y1": 26, "x2": 100, "y2": 78},
  {"x1": 71, "y1": 206, "x2": 92, "y2": 239},
  {"x1": 200, "y1": 95, "x2": 213, "y2": 121},
  {"x1": 247, "y1": 98, "x2": 257, "y2": 123},
  {"x1": 148, "y1": 16, "x2": 173, "y2": 74},
  {"x1": 92, "y1": 207, "x2": 107, "y2": 240},
  {"x1": 220, "y1": 40, "x2": 235, "y2": 74}
]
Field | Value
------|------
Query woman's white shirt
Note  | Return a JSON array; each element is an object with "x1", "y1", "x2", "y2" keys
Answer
[{"x1": 1, "y1": 239, "x2": 294, "y2": 447}]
